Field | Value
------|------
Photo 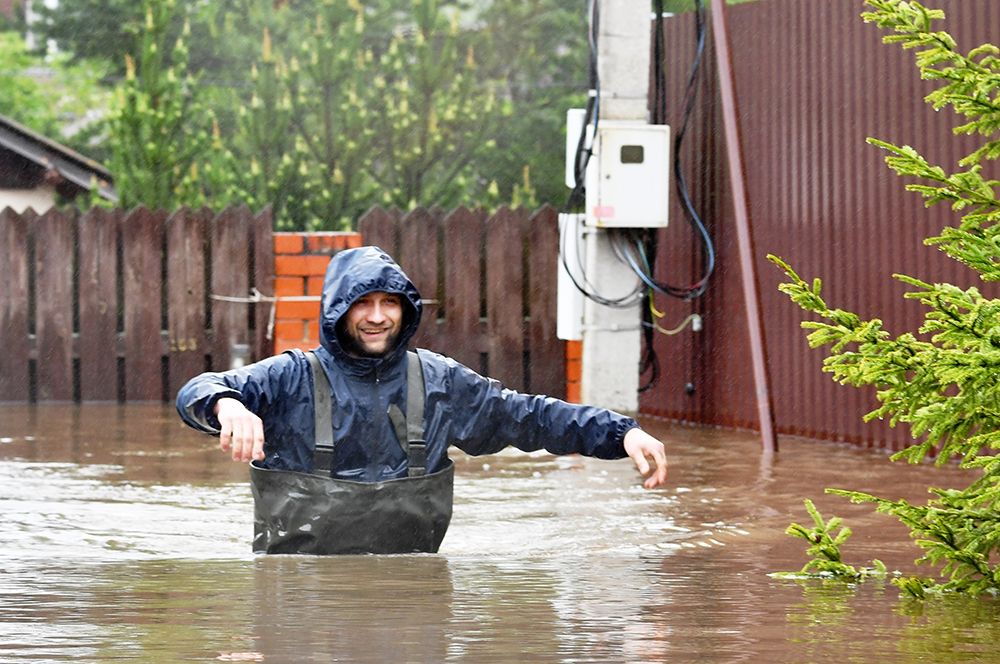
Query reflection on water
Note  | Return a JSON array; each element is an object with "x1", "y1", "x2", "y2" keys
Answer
[{"x1": 1, "y1": 404, "x2": 996, "y2": 663}]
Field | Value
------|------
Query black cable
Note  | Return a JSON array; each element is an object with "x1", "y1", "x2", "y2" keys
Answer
[
  {"x1": 671, "y1": 0, "x2": 714, "y2": 296},
  {"x1": 652, "y1": 0, "x2": 668, "y2": 125},
  {"x1": 636, "y1": 0, "x2": 713, "y2": 303},
  {"x1": 638, "y1": 301, "x2": 660, "y2": 392},
  {"x1": 639, "y1": 0, "x2": 713, "y2": 391},
  {"x1": 559, "y1": 0, "x2": 645, "y2": 309},
  {"x1": 559, "y1": 216, "x2": 645, "y2": 309},
  {"x1": 562, "y1": 0, "x2": 600, "y2": 214},
  {"x1": 640, "y1": 0, "x2": 668, "y2": 393},
  {"x1": 558, "y1": 1, "x2": 714, "y2": 390}
]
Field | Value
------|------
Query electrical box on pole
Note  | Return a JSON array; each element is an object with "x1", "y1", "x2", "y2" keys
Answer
[
  {"x1": 566, "y1": 111, "x2": 671, "y2": 230},
  {"x1": 586, "y1": 122, "x2": 670, "y2": 229},
  {"x1": 555, "y1": 0, "x2": 661, "y2": 413}
]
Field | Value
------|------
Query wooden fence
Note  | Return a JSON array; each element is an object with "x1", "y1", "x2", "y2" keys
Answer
[
  {"x1": 0, "y1": 204, "x2": 564, "y2": 403},
  {"x1": 0, "y1": 206, "x2": 273, "y2": 402},
  {"x1": 359, "y1": 205, "x2": 565, "y2": 399}
]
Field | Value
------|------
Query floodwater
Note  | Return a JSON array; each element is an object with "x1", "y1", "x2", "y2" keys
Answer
[{"x1": 1, "y1": 404, "x2": 997, "y2": 663}]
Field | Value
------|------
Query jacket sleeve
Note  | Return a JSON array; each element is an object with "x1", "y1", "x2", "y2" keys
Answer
[
  {"x1": 175, "y1": 351, "x2": 306, "y2": 434},
  {"x1": 419, "y1": 350, "x2": 637, "y2": 460}
]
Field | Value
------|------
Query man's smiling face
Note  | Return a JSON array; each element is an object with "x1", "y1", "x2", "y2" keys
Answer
[{"x1": 341, "y1": 291, "x2": 404, "y2": 357}]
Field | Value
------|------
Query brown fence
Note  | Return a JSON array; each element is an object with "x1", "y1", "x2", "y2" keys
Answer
[
  {"x1": 0, "y1": 206, "x2": 273, "y2": 402},
  {"x1": 0, "y1": 204, "x2": 563, "y2": 403},
  {"x1": 359, "y1": 205, "x2": 565, "y2": 399},
  {"x1": 641, "y1": 0, "x2": 1000, "y2": 449}
]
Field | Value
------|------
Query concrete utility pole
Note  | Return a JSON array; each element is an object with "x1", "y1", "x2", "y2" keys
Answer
[{"x1": 580, "y1": 0, "x2": 651, "y2": 413}]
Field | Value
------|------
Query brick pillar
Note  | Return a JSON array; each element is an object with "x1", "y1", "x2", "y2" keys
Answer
[
  {"x1": 565, "y1": 339, "x2": 582, "y2": 404},
  {"x1": 272, "y1": 231, "x2": 363, "y2": 354}
]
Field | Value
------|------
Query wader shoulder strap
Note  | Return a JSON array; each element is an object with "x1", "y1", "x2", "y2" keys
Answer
[
  {"x1": 387, "y1": 351, "x2": 427, "y2": 477},
  {"x1": 306, "y1": 351, "x2": 335, "y2": 472}
]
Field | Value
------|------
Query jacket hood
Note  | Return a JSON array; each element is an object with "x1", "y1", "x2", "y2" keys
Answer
[{"x1": 319, "y1": 246, "x2": 422, "y2": 371}]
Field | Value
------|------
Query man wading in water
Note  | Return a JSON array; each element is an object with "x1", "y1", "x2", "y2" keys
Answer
[{"x1": 177, "y1": 246, "x2": 668, "y2": 554}]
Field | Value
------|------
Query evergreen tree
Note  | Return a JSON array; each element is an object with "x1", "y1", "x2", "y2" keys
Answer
[
  {"x1": 33, "y1": 0, "x2": 586, "y2": 223},
  {"x1": 772, "y1": 0, "x2": 1000, "y2": 596},
  {"x1": 474, "y1": 0, "x2": 586, "y2": 206},
  {"x1": 222, "y1": 0, "x2": 376, "y2": 229},
  {"x1": 0, "y1": 30, "x2": 109, "y2": 157},
  {"x1": 366, "y1": 0, "x2": 505, "y2": 210},
  {"x1": 106, "y1": 0, "x2": 225, "y2": 210}
]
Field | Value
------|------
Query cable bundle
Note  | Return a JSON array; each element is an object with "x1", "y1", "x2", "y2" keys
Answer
[{"x1": 561, "y1": 0, "x2": 713, "y2": 390}]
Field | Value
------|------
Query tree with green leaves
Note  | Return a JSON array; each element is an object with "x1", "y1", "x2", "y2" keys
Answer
[
  {"x1": 366, "y1": 0, "x2": 507, "y2": 211},
  {"x1": 771, "y1": 0, "x2": 1000, "y2": 596},
  {"x1": 0, "y1": 30, "x2": 109, "y2": 157},
  {"x1": 34, "y1": 0, "x2": 588, "y2": 224},
  {"x1": 215, "y1": 0, "x2": 517, "y2": 228},
  {"x1": 106, "y1": 0, "x2": 226, "y2": 210},
  {"x1": 465, "y1": 0, "x2": 587, "y2": 207},
  {"x1": 222, "y1": 1, "x2": 377, "y2": 229},
  {"x1": 774, "y1": 499, "x2": 888, "y2": 582}
]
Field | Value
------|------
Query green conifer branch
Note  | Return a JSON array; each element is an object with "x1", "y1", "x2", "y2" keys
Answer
[
  {"x1": 773, "y1": 499, "x2": 887, "y2": 581},
  {"x1": 772, "y1": 0, "x2": 1000, "y2": 596}
]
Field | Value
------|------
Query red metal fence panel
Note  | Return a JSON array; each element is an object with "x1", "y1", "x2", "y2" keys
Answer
[{"x1": 641, "y1": 0, "x2": 1000, "y2": 449}]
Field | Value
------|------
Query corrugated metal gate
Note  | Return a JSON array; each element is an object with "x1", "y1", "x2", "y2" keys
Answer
[{"x1": 642, "y1": 0, "x2": 1000, "y2": 449}]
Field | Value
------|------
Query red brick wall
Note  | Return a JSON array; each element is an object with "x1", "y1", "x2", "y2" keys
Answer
[{"x1": 272, "y1": 231, "x2": 362, "y2": 354}]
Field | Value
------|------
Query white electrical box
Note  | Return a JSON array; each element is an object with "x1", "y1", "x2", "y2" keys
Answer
[
  {"x1": 556, "y1": 213, "x2": 585, "y2": 341},
  {"x1": 584, "y1": 121, "x2": 670, "y2": 228},
  {"x1": 565, "y1": 108, "x2": 591, "y2": 190}
]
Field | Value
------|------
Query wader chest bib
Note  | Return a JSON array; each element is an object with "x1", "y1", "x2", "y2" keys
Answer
[{"x1": 249, "y1": 351, "x2": 454, "y2": 555}]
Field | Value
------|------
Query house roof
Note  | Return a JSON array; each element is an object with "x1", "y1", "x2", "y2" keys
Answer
[{"x1": 0, "y1": 113, "x2": 117, "y2": 202}]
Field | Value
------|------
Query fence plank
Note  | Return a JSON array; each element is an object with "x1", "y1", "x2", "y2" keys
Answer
[
  {"x1": 123, "y1": 208, "x2": 166, "y2": 401},
  {"x1": 399, "y1": 207, "x2": 440, "y2": 351},
  {"x1": 34, "y1": 209, "x2": 75, "y2": 401},
  {"x1": 485, "y1": 207, "x2": 525, "y2": 389},
  {"x1": 357, "y1": 207, "x2": 399, "y2": 256},
  {"x1": 78, "y1": 208, "x2": 121, "y2": 401},
  {"x1": 0, "y1": 208, "x2": 30, "y2": 401},
  {"x1": 252, "y1": 207, "x2": 274, "y2": 362},
  {"x1": 441, "y1": 207, "x2": 483, "y2": 371},
  {"x1": 210, "y1": 207, "x2": 252, "y2": 371},
  {"x1": 166, "y1": 207, "x2": 208, "y2": 397},
  {"x1": 525, "y1": 205, "x2": 564, "y2": 398}
]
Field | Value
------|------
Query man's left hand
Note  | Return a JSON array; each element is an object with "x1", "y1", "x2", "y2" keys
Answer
[{"x1": 623, "y1": 428, "x2": 668, "y2": 489}]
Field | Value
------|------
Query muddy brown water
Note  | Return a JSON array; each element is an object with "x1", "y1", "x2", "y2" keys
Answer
[{"x1": 1, "y1": 404, "x2": 998, "y2": 663}]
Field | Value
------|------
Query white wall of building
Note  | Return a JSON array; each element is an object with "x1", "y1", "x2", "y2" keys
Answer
[{"x1": 0, "y1": 185, "x2": 57, "y2": 213}]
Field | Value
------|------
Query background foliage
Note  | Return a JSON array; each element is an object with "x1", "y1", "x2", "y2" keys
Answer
[
  {"x1": 0, "y1": 29, "x2": 108, "y2": 155},
  {"x1": 18, "y1": 0, "x2": 597, "y2": 228}
]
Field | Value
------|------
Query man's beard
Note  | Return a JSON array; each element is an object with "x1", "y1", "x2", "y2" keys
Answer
[{"x1": 338, "y1": 325, "x2": 401, "y2": 358}]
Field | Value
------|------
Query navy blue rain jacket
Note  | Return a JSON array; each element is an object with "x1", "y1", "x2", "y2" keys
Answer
[{"x1": 176, "y1": 246, "x2": 637, "y2": 481}]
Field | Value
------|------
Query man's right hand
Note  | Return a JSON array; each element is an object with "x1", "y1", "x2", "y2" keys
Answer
[{"x1": 214, "y1": 397, "x2": 265, "y2": 462}]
